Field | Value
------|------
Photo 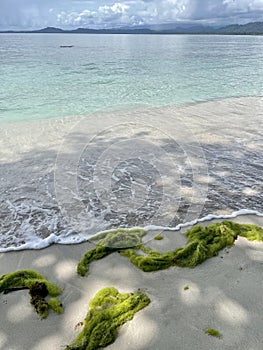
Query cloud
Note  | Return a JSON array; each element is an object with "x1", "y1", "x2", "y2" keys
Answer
[
  {"x1": 0, "y1": 0, "x2": 263, "y2": 30},
  {"x1": 0, "y1": 0, "x2": 57, "y2": 29},
  {"x1": 57, "y1": 3, "x2": 131, "y2": 28},
  {"x1": 223, "y1": 0, "x2": 263, "y2": 14},
  {"x1": 98, "y1": 3, "x2": 130, "y2": 14},
  {"x1": 57, "y1": 10, "x2": 96, "y2": 27},
  {"x1": 98, "y1": 3, "x2": 130, "y2": 24}
]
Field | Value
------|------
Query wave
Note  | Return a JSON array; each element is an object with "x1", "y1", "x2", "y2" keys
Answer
[{"x1": 1, "y1": 209, "x2": 262, "y2": 253}]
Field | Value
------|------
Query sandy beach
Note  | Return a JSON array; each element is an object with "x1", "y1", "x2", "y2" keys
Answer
[
  {"x1": 1, "y1": 28, "x2": 263, "y2": 350},
  {"x1": 1, "y1": 214, "x2": 263, "y2": 350}
]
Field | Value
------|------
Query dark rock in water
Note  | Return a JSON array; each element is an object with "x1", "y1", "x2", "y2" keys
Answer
[{"x1": 60, "y1": 45, "x2": 74, "y2": 48}]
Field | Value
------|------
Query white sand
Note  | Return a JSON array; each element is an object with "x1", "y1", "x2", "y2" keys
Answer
[
  {"x1": 1, "y1": 96, "x2": 263, "y2": 349},
  {"x1": 1, "y1": 215, "x2": 263, "y2": 350}
]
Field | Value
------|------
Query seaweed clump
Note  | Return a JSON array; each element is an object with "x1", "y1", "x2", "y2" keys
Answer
[
  {"x1": 77, "y1": 228, "x2": 146, "y2": 276},
  {"x1": 65, "y1": 287, "x2": 150, "y2": 350},
  {"x1": 0, "y1": 270, "x2": 63, "y2": 319},
  {"x1": 78, "y1": 220, "x2": 263, "y2": 275},
  {"x1": 238, "y1": 223, "x2": 263, "y2": 241},
  {"x1": 204, "y1": 328, "x2": 222, "y2": 338}
]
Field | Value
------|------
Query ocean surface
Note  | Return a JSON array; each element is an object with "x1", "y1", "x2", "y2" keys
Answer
[
  {"x1": 1, "y1": 34, "x2": 263, "y2": 123},
  {"x1": 0, "y1": 34, "x2": 263, "y2": 251}
]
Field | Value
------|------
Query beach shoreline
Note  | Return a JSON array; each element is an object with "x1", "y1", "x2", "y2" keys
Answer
[
  {"x1": 1, "y1": 96, "x2": 263, "y2": 349},
  {"x1": 1, "y1": 214, "x2": 263, "y2": 350},
  {"x1": 1, "y1": 96, "x2": 263, "y2": 251}
]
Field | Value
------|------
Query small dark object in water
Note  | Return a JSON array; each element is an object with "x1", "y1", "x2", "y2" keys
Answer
[{"x1": 60, "y1": 45, "x2": 74, "y2": 48}]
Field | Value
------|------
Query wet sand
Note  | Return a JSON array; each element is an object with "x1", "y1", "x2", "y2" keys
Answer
[{"x1": 1, "y1": 96, "x2": 263, "y2": 250}]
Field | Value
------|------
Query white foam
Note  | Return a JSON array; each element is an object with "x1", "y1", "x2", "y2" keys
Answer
[
  {"x1": 144, "y1": 209, "x2": 263, "y2": 231},
  {"x1": 1, "y1": 209, "x2": 262, "y2": 253}
]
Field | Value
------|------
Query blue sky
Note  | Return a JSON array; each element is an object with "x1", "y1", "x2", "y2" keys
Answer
[{"x1": 1, "y1": 0, "x2": 263, "y2": 30}]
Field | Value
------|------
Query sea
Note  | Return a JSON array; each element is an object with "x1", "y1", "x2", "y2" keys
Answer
[{"x1": 0, "y1": 34, "x2": 263, "y2": 251}]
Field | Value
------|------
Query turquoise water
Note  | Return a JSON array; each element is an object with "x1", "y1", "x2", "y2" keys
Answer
[
  {"x1": 0, "y1": 34, "x2": 263, "y2": 123},
  {"x1": 1, "y1": 34, "x2": 263, "y2": 251}
]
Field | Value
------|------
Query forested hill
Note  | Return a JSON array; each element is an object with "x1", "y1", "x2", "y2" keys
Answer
[
  {"x1": 1, "y1": 21, "x2": 263, "y2": 35},
  {"x1": 217, "y1": 21, "x2": 263, "y2": 35}
]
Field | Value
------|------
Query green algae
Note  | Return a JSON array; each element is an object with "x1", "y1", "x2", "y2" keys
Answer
[
  {"x1": 48, "y1": 298, "x2": 64, "y2": 314},
  {"x1": 77, "y1": 228, "x2": 146, "y2": 276},
  {"x1": 78, "y1": 220, "x2": 263, "y2": 275},
  {"x1": 30, "y1": 294, "x2": 49, "y2": 319},
  {"x1": 0, "y1": 270, "x2": 61, "y2": 295},
  {"x1": 184, "y1": 286, "x2": 189, "y2": 291},
  {"x1": 154, "y1": 234, "x2": 163, "y2": 240},
  {"x1": 0, "y1": 270, "x2": 63, "y2": 319},
  {"x1": 65, "y1": 287, "x2": 150, "y2": 350},
  {"x1": 238, "y1": 223, "x2": 263, "y2": 241},
  {"x1": 204, "y1": 328, "x2": 222, "y2": 338}
]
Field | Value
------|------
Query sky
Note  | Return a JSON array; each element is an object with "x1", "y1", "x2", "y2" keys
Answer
[{"x1": 0, "y1": 0, "x2": 263, "y2": 30}]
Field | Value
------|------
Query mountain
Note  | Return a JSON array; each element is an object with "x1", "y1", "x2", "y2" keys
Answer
[
  {"x1": 132, "y1": 22, "x2": 216, "y2": 32},
  {"x1": 71, "y1": 27, "x2": 153, "y2": 34},
  {"x1": 0, "y1": 21, "x2": 263, "y2": 35},
  {"x1": 217, "y1": 21, "x2": 263, "y2": 35},
  {"x1": 34, "y1": 27, "x2": 65, "y2": 33},
  {"x1": 0, "y1": 27, "x2": 154, "y2": 34}
]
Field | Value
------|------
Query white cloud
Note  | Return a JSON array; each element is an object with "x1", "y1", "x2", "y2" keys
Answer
[
  {"x1": 98, "y1": 3, "x2": 130, "y2": 14},
  {"x1": 223, "y1": 0, "x2": 263, "y2": 12},
  {"x1": 57, "y1": 3, "x2": 131, "y2": 28},
  {"x1": 0, "y1": 0, "x2": 263, "y2": 30}
]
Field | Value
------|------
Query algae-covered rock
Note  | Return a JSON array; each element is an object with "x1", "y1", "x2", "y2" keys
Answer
[
  {"x1": 77, "y1": 220, "x2": 263, "y2": 274},
  {"x1": 65, "y1": 287, "x2": 150, "y2": 350},
  {"x1": 0, "y1": 270, "x2": 63, "y2": 319}
]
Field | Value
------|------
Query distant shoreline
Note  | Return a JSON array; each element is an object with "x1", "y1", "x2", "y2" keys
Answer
[
  {"x1": 1, "y1": 20, "x2": 263, "y2": 35},
  {"x1": 1, "y1": 32, "x2": 263, "y2": 36}
]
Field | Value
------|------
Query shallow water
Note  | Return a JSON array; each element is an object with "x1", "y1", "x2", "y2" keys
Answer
[
  {"x1": 0, "y1": 97, "x2": 262, "y2": 251},
  {"x1": 0, "y1": 34, "x2": 263, "y2": 123},
  {"x1": 1, "y1": 34, "x2": 263, "y2": 250}
]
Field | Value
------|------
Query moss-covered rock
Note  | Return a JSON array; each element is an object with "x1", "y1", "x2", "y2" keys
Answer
[
  {"x1": 77, "y1": 220, "x2": 263, "y2": 275},
  {"x1": 0, "y1": 270, "x2": 63, "y2": 319},
  {"x1": 65, "y1": 287, "x2": 150, "y2": 350}
]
